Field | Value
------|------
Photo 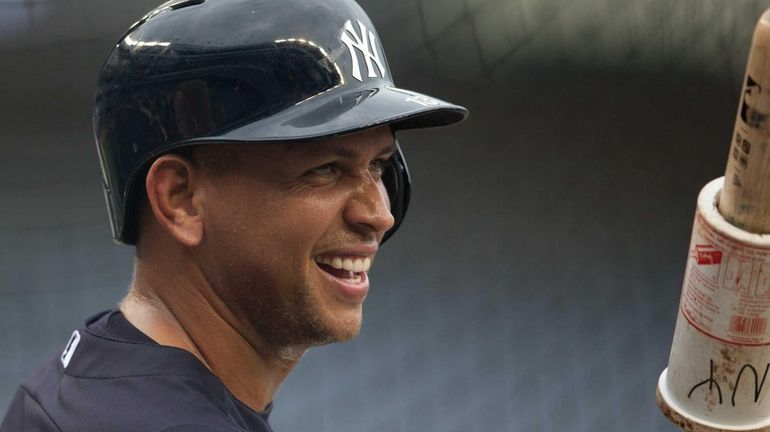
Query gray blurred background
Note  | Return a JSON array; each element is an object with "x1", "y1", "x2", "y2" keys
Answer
[{"x1": 0, "y1": 0, "x2": 766, "y2": 431}]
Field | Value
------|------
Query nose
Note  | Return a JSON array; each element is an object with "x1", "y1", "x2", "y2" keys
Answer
[{"x1": 344, "y1": 175, "x2": 396, "y2": 238}]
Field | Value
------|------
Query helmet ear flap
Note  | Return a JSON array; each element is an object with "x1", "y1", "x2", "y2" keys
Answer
[{"x1": 381, "y1": 140, "x2": 410, "y2": 244}]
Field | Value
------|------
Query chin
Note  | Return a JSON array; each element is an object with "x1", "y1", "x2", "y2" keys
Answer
[
  {"x1": 313, "y1": 312, "x2": 363, "y2": 346},
  {"x1": 332, "y1": 320, "x2": 363, "y2": 342}
]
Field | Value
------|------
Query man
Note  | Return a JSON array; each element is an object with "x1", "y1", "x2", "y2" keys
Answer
[{"x1": 1, "y1": 0, "x2": 467, "y2": 430}]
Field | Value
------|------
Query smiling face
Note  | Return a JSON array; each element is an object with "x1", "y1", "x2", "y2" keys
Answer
[{"x1": 191, "y1": 126, "x2": 396, "y2": 350}]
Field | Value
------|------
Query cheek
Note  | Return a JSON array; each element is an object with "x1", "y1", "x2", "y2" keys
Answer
[
  {"x1": 253, "y1": 195, "x2": 343, "y2": 249},
  {"x1": 201, "y1": 184, "x2": 343, "y2": 281}
]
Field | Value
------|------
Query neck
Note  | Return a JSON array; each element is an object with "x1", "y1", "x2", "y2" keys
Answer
[{"x1": 120, "y1": 256, "x2": 302, "y2": 412}]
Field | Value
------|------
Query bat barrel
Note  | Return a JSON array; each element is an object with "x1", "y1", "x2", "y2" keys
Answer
[{"x1": 720, "y1": 9, "x2": 770, "y2": 234}]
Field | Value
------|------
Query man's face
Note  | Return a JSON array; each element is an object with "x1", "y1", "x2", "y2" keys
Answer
[{"x1": 193, "y1": 126, "x2": 396, "y2": 350}]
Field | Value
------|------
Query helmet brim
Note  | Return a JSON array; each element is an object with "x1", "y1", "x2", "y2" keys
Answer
[{"x1": 205, "y1": 84, "x2": 468, "y2": 143}]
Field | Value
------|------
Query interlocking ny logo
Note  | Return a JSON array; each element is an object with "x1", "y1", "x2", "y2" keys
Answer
[{"x1": 341, "y1": 19, "x2": 386, "y2": 82}]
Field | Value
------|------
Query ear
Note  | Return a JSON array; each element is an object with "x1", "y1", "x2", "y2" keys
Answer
[{"x1": 145, "y1": 154, "x2": 204, "y2": 247}]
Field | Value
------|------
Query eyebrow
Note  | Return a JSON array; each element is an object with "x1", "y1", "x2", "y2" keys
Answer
[{"x1": 330, "y1": 142, "x2": 397, "y2": 160}]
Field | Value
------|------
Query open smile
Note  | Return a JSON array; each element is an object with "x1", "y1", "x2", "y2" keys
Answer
[
  {"x1": 314, "y1": 256, "x2": 371, "y2": 283},
  {"x1": 314, "y1": 255, "x2": 372, "y2": 300}
]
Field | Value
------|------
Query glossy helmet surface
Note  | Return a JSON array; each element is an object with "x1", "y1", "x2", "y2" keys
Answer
[{"x1": 94, "y1": 0, "x2": 468, "y2": 244}]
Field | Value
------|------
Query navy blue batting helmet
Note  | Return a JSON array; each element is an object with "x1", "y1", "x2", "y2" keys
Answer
[{"x1": 94, "y1": 0, "x2": 468, "y2": 244}]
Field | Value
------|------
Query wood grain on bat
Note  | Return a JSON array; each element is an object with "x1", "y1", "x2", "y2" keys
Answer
[{"x1": 720, "y1": 10, "x2": 770, "y2": 234}]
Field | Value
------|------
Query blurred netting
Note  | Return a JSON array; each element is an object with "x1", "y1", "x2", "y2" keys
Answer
[
  {"x1": 369, "y1": 0, "x2": 767, "y2": 83},
  {"x1": 1, "y1": 1, "x2": 768, "y2": 431}
]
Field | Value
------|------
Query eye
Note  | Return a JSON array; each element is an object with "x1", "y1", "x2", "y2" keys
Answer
[
  {"x1": 369, "y1": 158, "x2": 392, "y2": 179},
  {"x1": 306, "y1": 163, "x2": 339, "y2": 179}
]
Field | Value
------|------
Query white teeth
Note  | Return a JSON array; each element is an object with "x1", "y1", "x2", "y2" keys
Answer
[
  {"x1": 352, "y1": 259, "x2": 363, "y2": 272},
  {"x1": 315, "y1": 255, "x2": 374, "y2": 274},
  {"x1": 332, "y1": 257, "x2": 343, "y2": 269}
]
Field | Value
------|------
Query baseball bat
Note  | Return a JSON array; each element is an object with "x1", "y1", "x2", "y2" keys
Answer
[{"x1": 657, "y1": 9, "x2": 770, "y2": 432}]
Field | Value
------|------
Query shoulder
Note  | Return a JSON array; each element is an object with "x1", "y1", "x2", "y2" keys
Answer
[
  {"x1": 3, "y1": 313, "x2": 266, "y2": 432},
  {"x1": 7, "y1": 355, "x2": 242, "y2": 432},
  {"x1": 1, "y1": 384, "x2": 62, "y2": 432}
]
